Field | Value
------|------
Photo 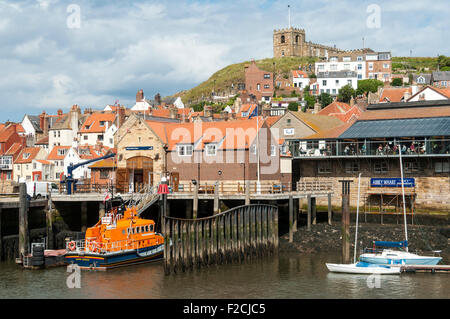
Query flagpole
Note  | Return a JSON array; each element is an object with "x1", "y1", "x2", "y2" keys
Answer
[{"x1": 398, "y1": 143, "x2": 409, "y2": 252}]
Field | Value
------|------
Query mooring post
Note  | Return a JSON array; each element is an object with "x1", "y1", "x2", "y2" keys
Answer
[
  {"x1": 293, "y1": 198, "x2": 298, "y2": 233},
  {"x1": 186, "y1": 200, "x2": 193, "y2": 219},
  {"x1": 81, "y1": 201, "x2": 88, "y2": 232},
  {"x1": 328, "y1": 193, "x2": 332, "y2": 225},
  {"x1": 0, "y1": 207, "x2": 3, "y2": 261},
  {"x1": 245, "y1": 180, "x2": 250, "y2": 205},
  {"x1": 289, "y1": 195, "x2": 294, "y2": 243},
  {"x1": 19, "y1": 183, "x2": 29, "y2": 259},
  {"x1": 193, "y1": 182, "x2": 198, "y2": 219},
  {"x1": 307, "y1": 195, "x2": 312, "y2": 231},
  {"x1": 339, "y1": 180, "x2": 353, "y2": 264},
  {"x1": 46, "y1": 193, "x2": 54, "y2": 250},
  {"x1": 213, "y1": 181, "x2": 219, "y2": 215},
  {"x1": 312, "y1": 197, "x2": 317, "y2": 225}
]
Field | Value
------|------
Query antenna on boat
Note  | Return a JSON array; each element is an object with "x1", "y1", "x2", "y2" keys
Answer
[
  {"x1": 398, "y1": 143, "x2": 409, "y2": 252},
  {"x1": 353, "y1": 173, "x2": 362, "y2": 264}
]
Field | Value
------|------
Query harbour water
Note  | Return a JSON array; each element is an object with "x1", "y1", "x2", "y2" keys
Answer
[{"x1": 0, "y1": 252, "x2": 448, "y2": 299}]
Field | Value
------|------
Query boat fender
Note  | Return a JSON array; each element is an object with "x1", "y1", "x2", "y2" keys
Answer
[{"x1": 68, "y1": 241, "x2": 76, "y2": 251}]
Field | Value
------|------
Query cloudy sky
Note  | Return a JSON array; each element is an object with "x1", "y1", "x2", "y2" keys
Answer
[{"x1": 1, "y1": 0, "x2": 449, "y2": 122}]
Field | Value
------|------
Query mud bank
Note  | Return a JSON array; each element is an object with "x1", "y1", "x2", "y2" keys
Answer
[{"x1": 280, "y1": 223, "x2": 450, "y2": 264}]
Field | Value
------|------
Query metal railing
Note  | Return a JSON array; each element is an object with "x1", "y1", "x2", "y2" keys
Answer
[
  {"x1": 66, "y1": 236, "x2": 163, "y2": 254},
  {"x1": 290, "y1": 138, "x2": 450, "y2": 158}
]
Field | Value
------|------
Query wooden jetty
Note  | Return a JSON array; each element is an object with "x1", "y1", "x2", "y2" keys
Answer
[
  {"x1": 163, "y1": 204, "x2": 278, "y2": 275},
  {"x1": 400, "y1": 265, "x2": 450, "y2": 273}
]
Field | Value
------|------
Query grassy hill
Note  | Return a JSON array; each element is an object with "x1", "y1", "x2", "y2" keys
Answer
[
  {"x1": 391, "y1": 56, "x2": 440, "y2": 73},
  {"x1": 171, "y1": 56, "x2": 445, "y2": 106},
  {"x1": 175, "y1": 56, "x2": 318, "y2": 105}
]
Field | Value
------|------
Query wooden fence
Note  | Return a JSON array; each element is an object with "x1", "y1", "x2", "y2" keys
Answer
[{"x1": 163, "y1": 204, "x2": 278, "y2": 275}]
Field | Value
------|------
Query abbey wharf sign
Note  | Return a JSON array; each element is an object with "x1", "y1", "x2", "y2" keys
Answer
[{"x1": 371, "y1": 178, "x2": 415, "y2": 188}]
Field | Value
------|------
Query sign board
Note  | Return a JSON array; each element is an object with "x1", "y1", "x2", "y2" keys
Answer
[
  {"x1": 284, "y1": 128, "x2": 295, "y2": 136},
  {"x1": 370, "y1": 178, "x2": 415, "y2": 188},
  {"x1": 125, "y1": 146, "x2": 153, "y2": 151},
  {"x1": 101, "y1": 217, "x2": 112, "y2": 225}
]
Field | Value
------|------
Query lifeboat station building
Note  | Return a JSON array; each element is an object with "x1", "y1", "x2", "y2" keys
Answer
[
  {"x1": 288, "y1": 99, "x2": 450, "y2": 213},
  {"x1": 115, "y1": 114, "x2": 290, "y2": 194}
]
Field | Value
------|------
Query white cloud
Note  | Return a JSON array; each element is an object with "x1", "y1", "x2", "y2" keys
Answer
[{"x1": 0, "y1": 0, "x2": 448, "y2": 122}]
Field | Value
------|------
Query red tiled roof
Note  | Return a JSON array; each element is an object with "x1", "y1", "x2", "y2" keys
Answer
[
  {"x1": 15, "y1": 147, "x2": 42, "y2": 164},
  {"x1": 79, "y1": 113, "x2": 116, "y2": 134},
  {"x1": 318, "y1": 101, "x2": 352, "y2": 116},
  {"x1": 358, "y1": 106, "x2": 450, "y2": 121},
  {"x1": 5, "y1": 143, "x2": 22, "y2": 157},
  {"x1": 379, "y1": 87, "x2": 412, "y2": 103},
  {"x1": 89, "y1": 158, "x2": 116, "y2": 169},
  {"x1": 47, "y1": 146, "x2": 71, "y2": 160},
  {"x1": 35, "y1": 160, "x2": 52, "y2": 165},
  {"x1": 292, "y1": 70, "x2": 308, "y2": 78}
]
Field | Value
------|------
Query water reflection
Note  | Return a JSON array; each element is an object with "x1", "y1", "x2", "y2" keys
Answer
[{"x1": 0, "y1": 253, "x2": 448, "y2": 299}]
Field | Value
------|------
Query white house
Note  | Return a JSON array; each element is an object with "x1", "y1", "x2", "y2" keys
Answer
[
  {"x1": 48, "y1": 106, "x2": 86, "y2": 153},
  {"x1": 316, "y1": 59, "x2": 366, "y2": 81},
  {"x1": 317, "y1": 71, "x2": 358, "y2": 95},
  {"x1": 407, "y1": 86, "x2": 450, "y2": 102},
  {"x1": 78, "y1": 112, "x2": 117, "y2": 147},
  {"x1": 292, "y1": 70, "x2": 310, "y2": 89},
  {"x1": 21, "y1": 115, "x2": 42, "y2": 138},
  {"x1": 174, "y1": 97, "x2": 185, "y2": 109}
]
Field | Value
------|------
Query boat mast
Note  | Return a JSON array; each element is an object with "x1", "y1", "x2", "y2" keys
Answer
[
  {"x1": 398, "y1": 143, "x2": 409, "y2": 252},
  {"x1": 353, "y1": 173, "x2": 362, "y2": 264}
]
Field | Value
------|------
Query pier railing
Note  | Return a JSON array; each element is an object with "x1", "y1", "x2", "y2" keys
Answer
[{"x1": 163, "y1": 204, "x2": 278, "y2": 275}]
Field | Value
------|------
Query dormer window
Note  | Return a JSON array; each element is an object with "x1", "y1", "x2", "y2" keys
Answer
[
  {"x1": 99, "y1": 121, "x2": 105, "y2": 127},
  {"x1": 23, "y1": 153, "x2": 30, "y2": 159},
  {"x1": 205, "y1": 144, "x2": 217, "y2": 156},
  {"x1": 57, "y1": 149, "x2": 67, "y2": 156},
  {"x1": 178, "y1": 145, "x2": 193, "y2": 156}
]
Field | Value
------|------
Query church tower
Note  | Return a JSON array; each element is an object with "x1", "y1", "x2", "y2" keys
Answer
[{"x1": 273, "y1": 27, "x2": 306, "y2": 58}]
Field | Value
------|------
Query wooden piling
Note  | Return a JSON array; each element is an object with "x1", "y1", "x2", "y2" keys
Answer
[
  {"x1": 289, "y1": 195, "x2": 294, "y2": 243},
  {"x1": 307, "y1": 195, "x2": 312, "y2": 231},
  {"x1": 19, "y1": 183, "x2": 28, "y2": 259},
  {"x1": 312, "y1": 197, "x2": 317, "y2": 225},
  {"x1": 328, "y1": 193, "x2": 332, "y2": 225},
  {"x1": 193, "y1": 183, "x2": 198, "y2": 219},
  {"x1": 273, "y1": 206, "x2": 279, "y2": 250},
  {"x1": 0, "y1": 207, "x2": 3, "y2": 261},
  {"x1": 173, "y1": 220, "x2": 179, "y2": 273},
  {"x1": 164, "y1": 219, "x2": 171, "y2": 274},
  {"x1": 211, "y1": 218, "x2": 217, "y2": 264},
  {"x1": 214, "y1": 181, "x2": 219, "y2": 215},
  {"x1": 197, "y1": 221, "x2": 202, "y2": 267},
  {"x1": 46, "y1": 194, "x2": 54, "y2": 250},
  {"x1": 339, "y1": 180, "x2": 353, "y2": 264},
  {"x1": 245, "y1": 180, "x2": 250, "y2": 205},
  {"x1": 238, "y1": 208, "x2": 243, "y2": 261},
  {"x1": 81, "y1": 201, "x2": 88, "y2": 232}
]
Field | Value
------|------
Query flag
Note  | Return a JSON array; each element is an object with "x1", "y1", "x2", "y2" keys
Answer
[
  {"x1": 103, "y1": 192, "x2": 111, "y2": 203},
  {"x1": 248, "y1": 105, "x2": 258, "y2": 119}
]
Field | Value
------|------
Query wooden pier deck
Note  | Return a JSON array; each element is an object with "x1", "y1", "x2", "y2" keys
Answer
[{"x1": 399, "y1": 265, "x2": 450, "y2": 273}]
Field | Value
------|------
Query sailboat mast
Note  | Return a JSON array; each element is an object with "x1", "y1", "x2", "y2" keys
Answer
[
  {"x1": 353, "y1": 173, "x2": 362, "y2": 264},
  {"x1": 398, "y1": 143, "x2": 409, "y2": 252}
]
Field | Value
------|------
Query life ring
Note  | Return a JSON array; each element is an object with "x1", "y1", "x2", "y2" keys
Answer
[
  {"x1": 88, "y1": 242, "x2": 97, "y2": 252},
  {"x1": 68, "y1": 241, "x2": 76, "y2": 251}
]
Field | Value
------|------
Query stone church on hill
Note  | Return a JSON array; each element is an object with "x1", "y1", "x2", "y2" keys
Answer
[{"x1": 273, "y1": 27, "x2": 370, "y2": 59}]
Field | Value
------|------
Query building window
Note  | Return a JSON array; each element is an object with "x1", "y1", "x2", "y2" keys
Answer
[
  {"x1": 347, "y1": 80, "x2": 352, "y2": 85},
  {"x1": 358, "y1": 64, "x2": 362, "y2": 70},
  {"x1": 368, "y1": 63, "x2": 374, "y2": 70},
  {"x1": 264, "y1": 84, "x2": 270, "y2": 89},
  {"x1": 330, "y1": 64, "x2": 337, "y2": 71},
  {"x1": 84, "y1": 135, "x2": 88, "y2": 140},
  {"x1": 317, "y1": 64, "x2": 324, "y2": 71},
  {"x1": 98, "y1": 135, "x2": 104, "y2": 141},
  {"x1": 345, "y1": 161, "x2": 359, "y2": 173},
  {"x1": 271, "y1": 145, "x2": 276, "y2": 156},
  {"x1": 56, "y1": 173, "x2": 60, "y2": 179},
  {"x1": 373, "y1": 162, "x2": 388, "y2": 174},
  {"x1": 264, "y1": 74, "x2": 271, "y2": 79},
  {"x1": 205, "y1": 144, "x2": 217, "y2": 156},
  {"x1": 404, "y1": 161, "x2": 419, "y2": 173},
  {"x1": 295, "y1": 35, "x2": 299, "y2": 43},
  {"x1": 99, "y1": 121, "x2": 105, "y2": 127},
  {"x1": 58, "y1": 131, "x2": 60, "y2": 138},
  {"x1": 435, "y1": 162, "x2": 450, "y2": 173},
  {"x1": 322, "y1": 80, "x2": 327, "y2": 86},
  {"x1": 257, "y1": 84, "x2": 261, "y2": 91},
  {"x1": 358, "y1": 74, "x2": 363, "y2": 79},
  {"x1": 100, "y1": 170, "x2": 109, "y2": 179},
  {"x1": 318, "y1": 161, "x2": 332, "y2": 174},
  {"x1": 383, "y1": 63, "x2": 389, "y2": 69},
  {"x1": 281, "y1": 35, "x2": 285, "y2": 43},
  {"x1": 357, "y1": 56, "x2": 363, "y2": 61},
  {"x1": 57, "y1": 149, "x2": 67, "y2": 156},
  {"x1": 177, "y1": 145, "x2": 193, "y2": 156},
  {"x1": 33, "y1": 163, "x2": 37, "y2": 170},
  {"x1": 251, "y1": 145, "x2": 257, "y2": 155},
  {"x1": 335, "y1": 79, "x2": 339, "y2": 85},
  {"x1": 343, "y1": 57, "x2": 351, "y2": 62},
  {"x1": 343, "y1": 64, "x2": 350, "y2": 70},
  {"x1": 332, "y1": 89, "x2": 336, "y2": 94},
  {"x1": 23, "y1": 153, "x2": 30, "y2": 159}
]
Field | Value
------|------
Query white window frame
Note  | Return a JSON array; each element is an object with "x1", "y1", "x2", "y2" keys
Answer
[
  {"x1": 177, "y1": 145, "x2": 193, "y2": 156},
  {"x1": 205, "y1": 144, "x2": 217, "y2": 156}
]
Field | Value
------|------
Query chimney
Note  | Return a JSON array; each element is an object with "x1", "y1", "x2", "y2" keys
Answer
[
  {"x1": 411, "y1": 85, "x2": 418, "y2": 96},
  {"x1": 118, "y1": 106, "x2": 126, "y2": 128},
  {"x1": 169, "y1": 107, "x2": 177, "y2": 119},
  {"x1": 403, "y1": 91, "x2": 411, "y2": 102},
  {"x1": 57, "y1": 109, "x2": 63, "y2": 116},
  {"x1": 136, "y1": 89, "x2": 144, "y2": 102},
  {"x1": 204, "y1": 105, "x2": 213, "y2": 118},
  {"x1": 39, "y1": 111, "x2": 46, "y2": 134},
  {"x1": 72, "y1": 137, "x2": 78, "y2": 149},
  {"x1": 313, "y1": 102, "x2": 321, "y2": 114}
]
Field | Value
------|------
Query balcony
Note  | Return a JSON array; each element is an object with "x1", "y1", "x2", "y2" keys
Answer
[{"x1": 290, "y1": 138, "x2": 450, "y2": 159}]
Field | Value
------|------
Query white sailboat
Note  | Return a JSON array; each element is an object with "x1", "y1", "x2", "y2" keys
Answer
[
  {"x1": 326, "y1": 173, "x2": 401, "y2": 275},
  {"x1": 359, "y1": 143, "x2": 442, "y2": 266}
]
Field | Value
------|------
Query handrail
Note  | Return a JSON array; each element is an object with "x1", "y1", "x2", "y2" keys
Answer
[{"x1": 164, "y1": 203, "x2": 278, "y2": 222}]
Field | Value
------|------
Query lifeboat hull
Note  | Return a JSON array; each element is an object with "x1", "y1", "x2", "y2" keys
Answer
[{"x1": 65, "y1": 244, "x2": 164, "y2": 270}]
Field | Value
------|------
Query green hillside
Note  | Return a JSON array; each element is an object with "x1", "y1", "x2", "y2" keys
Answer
[
  {"x1": 177, "y1": 56, "x2": 318, "y2": 105},
  {"x1": 173, "y1": 55, "x2": 448, "y2": 106}
]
